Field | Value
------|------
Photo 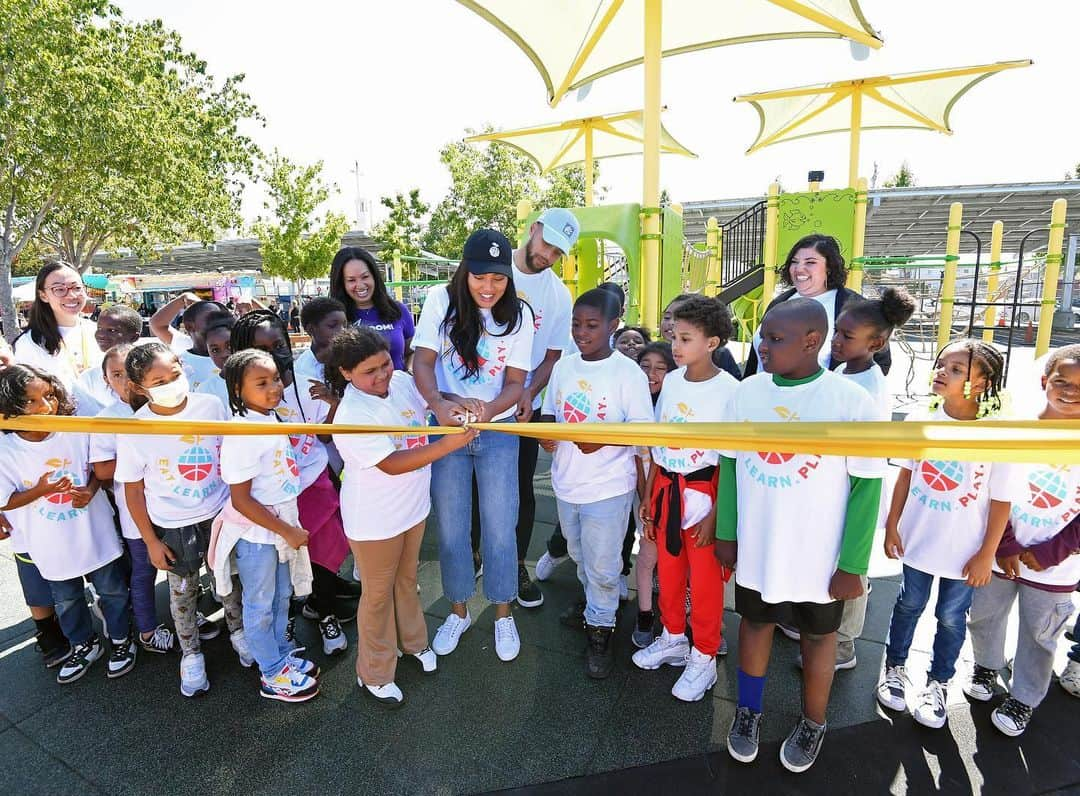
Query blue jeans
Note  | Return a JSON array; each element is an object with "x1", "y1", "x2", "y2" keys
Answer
[
  {"x1": 557, "y1": 491, "x2": 634, "y2": 628},
  {"x1": 430, "y1": 420, "x2": 520, "y2": 605},
  {"x1": 50, "y1": 556, "x2": 132, "y2": 645},
  {"x1": 234, "y1": 539, "x2": 292, "y2": 678},
  {"x1": 125, "y1": 538, "x2": 159, "y2": 635},
  {"x1": 885, "y1": 564, "x2": 974, "y2": 683}
]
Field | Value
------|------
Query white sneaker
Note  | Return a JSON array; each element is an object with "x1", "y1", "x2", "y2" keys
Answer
[
  {"x1": 494, "y1": 616, "x2": 520, "y2": 662},
  {"x1": 432, "y1": 611, "x2": 472, "y2": 656},
  {"x1": 179, "y1": 652, "x2": 210, "y2": 698},
  {"x1": 319, "y1": 615, "x2": 348, "y2": 656},
  {"x1": 411, "y1": 647, "x2": 438, "y2": 675},
  {"x1": 619, "y1": 574, "x2": 629, "y2": 601},
  {"x1": 230, "y1": 630, "x2": 255, "y2": 668},
  {"x1": 357, "y1": 676, "x2": 404, "y2": 707},
  {"x1": 876, "y1": 664, "x2": 909, "y2": 712},
  {"x1": 1060, "y1": 660, "x2": 1080, "y2": 698},
  {"x1": 672, "y1": 647, "x2": 717, "y2": 702},
  {"x1": 912, "y1": 680, "x2": 948, "y2": 729},
  {"x1": 632, "y1": 628, "x2": 690, "y2": 671},
  {"x1": 535, "y1": 551, "x2": 567, "y2": 581}
]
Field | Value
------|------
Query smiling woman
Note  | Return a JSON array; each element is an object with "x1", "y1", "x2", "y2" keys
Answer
[{"x1": 743, "y1": 234, "x2": 892, "y2": 377}]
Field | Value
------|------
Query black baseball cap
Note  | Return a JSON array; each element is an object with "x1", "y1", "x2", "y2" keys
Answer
[{"x1": 463, "y1": 229, "x2": 513, "y2": 277}]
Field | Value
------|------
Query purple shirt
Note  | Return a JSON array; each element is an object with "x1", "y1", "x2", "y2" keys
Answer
[{"x1": 351, "y1": 301, "x2": 414, "y2": 371}]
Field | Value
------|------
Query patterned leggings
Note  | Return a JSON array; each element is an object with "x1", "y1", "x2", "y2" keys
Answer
[{"x1": 167, "y1": 570, "x2": 243, "y2": 655}]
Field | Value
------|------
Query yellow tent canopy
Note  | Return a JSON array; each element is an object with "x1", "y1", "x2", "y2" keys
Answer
[
  {"x1": 464, "y1": 109, "x2": 696, "y2": 205},
  {"x1": 735, "y1": 59, "x2": 1032, "y2": 186}
]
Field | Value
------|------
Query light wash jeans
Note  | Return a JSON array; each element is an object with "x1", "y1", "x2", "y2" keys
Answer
[
  {"x1": 885, "y1": 564, "x2": 974, "y2": 683},
  {"x1": 430, "y1": 420, "x2": 520, "y2": 605},
  {"x1": 557, "y1": 490, "x2": 634, "y2": 628},
  {"x1": 234, "y1": 539, "x2": 292, "y2": 678}
]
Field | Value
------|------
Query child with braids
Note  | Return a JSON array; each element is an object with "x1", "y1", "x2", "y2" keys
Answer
[{"x1": 877, "y1": 339, "x2": 1025, "y2": 729}]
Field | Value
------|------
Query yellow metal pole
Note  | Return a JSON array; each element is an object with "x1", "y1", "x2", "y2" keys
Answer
[
  {"x1": 392, "y1": 251, "x2": 404, "y2": 302},
  {"x1": 936, "y1": 202, "x2": 964, "y2": 352},
  {"x1": 583, "y1": 127, "x2": 594, "y2": 207},
  {"x1": 705, "y1": 217, "x2": 720, "y2": 297},
  {"x1": 1035, "y1": 198, "x2": 1068, "y2": 358},
  {"x1": 761, "y1": 183, "x2": 780, "y2": 323},
  {"x1": 848, "y1": 177, "x2": 868, "y2": 293},
  {"x1": 983, "y1": 220, "x2": 1003, "y2": 343},
  {"x1": 640, "y1": 0, "x2": 662, "y2": 332},
  {"x1": 849, "y1": 85, "x2": 863, "y2": 188}
]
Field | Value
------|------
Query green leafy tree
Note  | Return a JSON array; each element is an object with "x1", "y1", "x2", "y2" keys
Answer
[
  {"x1": 0, "y1": 0, "x2": 261, "y2": 339},
  {"x1": 370, "y1": 189, "x2": 429, "y2": 280},
  {"x1": 251, "y1": 152, "x2": 350, "y2": 297},
  {"x1": 884, "y1": 161, "x2": 917, "y2": 188},
  {"x1": 423, "y1": 127, "x2": 593, "y2": 259}
]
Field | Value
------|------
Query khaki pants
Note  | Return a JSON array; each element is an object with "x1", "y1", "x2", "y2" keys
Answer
[{"x1": 350, "y1": 521, "x2": 429, "y2": 686}]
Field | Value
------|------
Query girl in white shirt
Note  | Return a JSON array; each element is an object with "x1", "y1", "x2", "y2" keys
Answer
[
  {"x1": 0, "y1": 365, "x2": 135, "y2": 685},
  {"x1": 219, "y1": 349, "x2": 318, "y2": 704},
  {"x1": 329, "y1": 327, "x2": 475, "y2": 707}
]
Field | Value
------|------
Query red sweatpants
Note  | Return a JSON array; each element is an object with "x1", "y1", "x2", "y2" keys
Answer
[{"x1": 655, "y1": 524, "x2": 726, "y2": 657}]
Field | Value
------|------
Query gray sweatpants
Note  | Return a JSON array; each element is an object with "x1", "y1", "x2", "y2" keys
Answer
[
  {"x1": 968, "y1": 575, "x2": 1075, "y2": 707},
  {"x1": 837, "y1": 575, "x2": 869, "y2": 652}
]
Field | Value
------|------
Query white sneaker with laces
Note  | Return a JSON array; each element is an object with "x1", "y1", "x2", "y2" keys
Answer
[
  {"x1": 632, "y1": 628, "x2": 690, "y2": 671},
  {"x1": 230, "y1": 630, "x2": 255, "y2": 668},
  {"x1": 876, "y1": 664, "x2": 909, "y2": 712},
  {"x1": 671, "y1": 647, "x2": 717, "y2": 702},
  {"x1": 1060, "y1": 660, "x2": 1080, "y2": 698},
  {"x1": 411, "y1": 647, "x2": 438, "y2": 674},
  {"x1": 535, "y1": 551, "x2": 567, "y2": 581},
  {"x1": 913, "y1": 680, "x2": 948, "y2": 729},
  {"x1": 179, "y1": 652, "x2": 210, "y2": 698},
  {"x1": 494, "y1": 616, "x2": 521, "y2": 662},
  {"x1": 138, "y1": 624, "x2": 175, "y2": 654},
  {"x1": 432, "y1": 611, "x2": 471, "y2": 656},
  {"x1": 357, "y1": 676, "x2": 404, "y2": 707}
]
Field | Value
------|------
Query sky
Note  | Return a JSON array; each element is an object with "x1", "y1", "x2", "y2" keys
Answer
[{"x1": 118, "y1": 0, "x2": 1080, "y2": 230}]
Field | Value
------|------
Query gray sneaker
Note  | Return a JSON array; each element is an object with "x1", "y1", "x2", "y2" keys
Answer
[
  {"x1": 727, "y1": 706, "x2": 763, "y2": 763},
  {"x1": 795, "y1": 640, "x2": 856, "y2": 671},
  {"x1": 780, "y1": 716, "x2": 826, "y2": 773}
]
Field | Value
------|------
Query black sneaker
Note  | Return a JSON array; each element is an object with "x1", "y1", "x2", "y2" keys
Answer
[
  {"x1": 284, "y1": 616, "x2": 296, "y2": 647},
  {"x1": 56, "y1": 638, "x2": 104, "y2": 684},
  {"x1": 991, "y1": 696, "x2": 1033, "y2": 737},
  {"x1": 334, "y1": 576, "x2": 362, "y2": 600},
  {"x1": 35, "y1": 616, "x2": 71, "y2": 668},
  {"x1": 106, "y1": 634, "x2": 137, "y2": 679},
  {"x1": 585, "y1": 624, "x2": 615, "y2": 679},
  {"x1": 559, "y1": 600, "x2": 586, "y2": 630},
  {"x1": 963, "y1": 664, "x2": 998, "y2": 702},
  {"x1": 780, "y1": 716, "x2": 827, "y2": 773},
  {"x1": 301, "y1": 599, "x2": 357, "y2": 623},
  {"x1": 516, "y1": 563, "x2": 544, "y2": 609}
]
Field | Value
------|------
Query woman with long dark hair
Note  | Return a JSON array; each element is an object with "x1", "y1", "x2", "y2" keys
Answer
[
  {"x1": 328, "y1": 246, "x2": 414, "y2": 371},
  {"x1": 412, "y1": 229, "x2": 535, "y2": 664}
]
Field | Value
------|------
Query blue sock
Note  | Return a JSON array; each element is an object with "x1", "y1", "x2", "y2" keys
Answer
[{"x1": 737, "y1": 668, "x2": 766, "y2": 713}]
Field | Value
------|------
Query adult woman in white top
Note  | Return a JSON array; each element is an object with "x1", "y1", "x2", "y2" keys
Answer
[{"x1": 13, "y1": 261, "x2": 102, "y2": 412}]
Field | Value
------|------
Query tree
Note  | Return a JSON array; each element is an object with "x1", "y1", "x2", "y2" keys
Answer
[
  {"x1": 370, "y1": 189, "x2": 429, "y2": 280},
  {"x1": 251, "y1": 152, "x2": 350, "y2": 297},
  {"x1": 422, "y1": 127, "x2": 592, "y2": 259},
  {"x1": 0, "y1": 0, "x2": 261, "y2": 340},
  {"x1": 884, "y1": 161, "x2": 917, "y2": 188}
]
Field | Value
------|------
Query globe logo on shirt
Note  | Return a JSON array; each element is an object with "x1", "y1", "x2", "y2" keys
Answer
[
  {"x1": 178, "y1": 446, "x2": 215, "y2": 482},
  {"x1": 1027, "y1": 468, "x2": 1068, "y2": 509},
  {"x1": 757, "y1": 452, "x2": 795, "y2": 465},
  {"x1": 285, "y1": 448, "x2": 300, "y2": 478},
  {"x1": 920, "y1": 459, "x2": 963, "y2": 492},
  {"x1": 562, "y1": 391, "x2": 592, "y2": 423},
  {"x1": 43, "y1": 459, "x2": 79, "y2": 505}
]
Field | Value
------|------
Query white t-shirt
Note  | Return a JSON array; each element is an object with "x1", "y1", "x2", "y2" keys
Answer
[
  {"x1": 511, "y1": 264, "x2": 572, "y2": 409},
  {"x1": 542, "y1": 352, "x2": 653, "y2": 504},
  {"x1": 220, "y1": 411, "x2": 302, "y2": 534},
  {"x1": 167, "y1": 326, "x2": 194, "y2": 353},
  {"x1": 896, "y1": 404, "x2": 1026, "y2": 580},
  {"x1": 333, "y1": 373, "x2": 431, "y2": 541},
  {"x1": 293, "y1": 348, "x2": 325, "y2": 384},
  {"x1": 114, "y1": 393, "x2": 229, "y2": 528},
  {"x1": 88, "y1": 400, "x2": 141, "y2": 540},
  {"x1": 728, "y1": 371, "x2": 889, "y2": 604},
  {"x1": 14, "y1": 320, "x2": 103, "y2": 416},
  {"x1": 274, "y1": 379, "x2": 330, "y2": 491},
  {"x1": 412, "y1": 284, "x2": 534, "y2": 421},
  {"x1": 0, "y1": 431, "x2": 122, "y2": 581},
  {"x1": 195, "y1": 372, "x2": 230, "y2": 412},
  {"x1": 179, "y1": 349, "x2": 217, "y2": 392},
  {"x1": 650, "y1": 367, "x2": 739, "y2": 474},
  {"x1": 1001, "y1": 462, "x2": 1080, "y2": 587},
  {"x1": 838, "y1": 361, "x2": 890, "y2": 420},
  {"x1": 751, "y1": 289, "x2": 837, "y2": 374}
]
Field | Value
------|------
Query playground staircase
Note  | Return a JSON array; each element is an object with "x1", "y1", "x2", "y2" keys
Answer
[{"x1": 713, "y1": 200, "x2": 767, "y2": 341}]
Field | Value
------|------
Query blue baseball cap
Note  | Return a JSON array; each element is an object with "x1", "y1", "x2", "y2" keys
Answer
[{"x1": 537, "y1": 208, "x2": 580, "y2": 254}]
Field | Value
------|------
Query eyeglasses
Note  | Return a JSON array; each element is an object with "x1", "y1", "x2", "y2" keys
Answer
[{"x1": 46, "y1": 283, "x2": 85, "y2": 298}]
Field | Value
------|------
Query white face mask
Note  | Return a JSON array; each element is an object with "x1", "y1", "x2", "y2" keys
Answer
[{"x1": 145, "y1": 373, "x2": 189, "y2": 408}]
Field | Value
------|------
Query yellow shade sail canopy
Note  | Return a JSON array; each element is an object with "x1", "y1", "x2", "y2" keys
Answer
[
  {"x1": 457, "y1": 0, "x2": 882, "y2": 107},
  {"x1": 464, "y1": 109, "x2": 696, "y2": 205},
  {"x1": 735, "y1": 59, "x2": 1032, "y2": 186}
]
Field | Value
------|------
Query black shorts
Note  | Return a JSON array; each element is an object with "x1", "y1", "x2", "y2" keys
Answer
[
  {"x1": 153, "y1": 519, "x2": 212, "y2": 577},
  {"x1": 735, "y1": 584, "x2": 844, "y2": 636}
]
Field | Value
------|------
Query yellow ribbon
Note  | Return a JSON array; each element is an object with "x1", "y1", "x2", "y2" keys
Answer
[{"x1": 2, "y1": 415, "x2": 1078, "y2": 464}]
